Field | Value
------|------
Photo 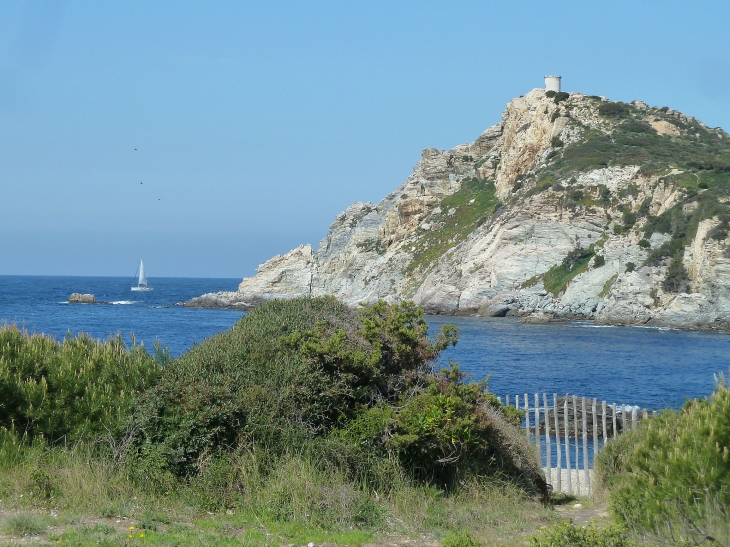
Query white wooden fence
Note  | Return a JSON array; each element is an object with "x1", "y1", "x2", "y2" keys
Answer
[{"x1": 498, "y1": 393, "x2": 651, "y2": 496}]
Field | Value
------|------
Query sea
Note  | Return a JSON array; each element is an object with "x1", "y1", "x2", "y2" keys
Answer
[{"x1": 2, "y1": 275, "x2": 729, "y2": 412}]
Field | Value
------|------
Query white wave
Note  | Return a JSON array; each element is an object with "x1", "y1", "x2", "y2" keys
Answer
[{"x1": 111, "y1": 300, "x2": 137, "y2": 305}]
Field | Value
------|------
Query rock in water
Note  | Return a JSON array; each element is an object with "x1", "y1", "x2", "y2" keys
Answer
[
  {"x1": 69, "y1": 293, "x2": 96, "y2": 303},
  {"x1": 188, "y1": 88, "x2": 730, "y2": 331}
]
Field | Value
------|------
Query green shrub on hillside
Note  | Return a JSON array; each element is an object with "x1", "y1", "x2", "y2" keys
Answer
[
  {"x1": 131, "y1": 297, "x2": 546, "y2": 497},
  {"x1": 406, "y1": 178, "x2": 499, "y2": 275},
  {"x1": 598, "y1": 101, "x2": 630, "y2": 119},
  {"x1": 542, "y1": 246, "x2": 595, "y2": 295},
  {"x1": 596, "y1": 374, "x2": 730, "y2": 543},
  {"x1": 545, "y1": 90, "x2": 569, "y2": 104},
  {"x1": 545, "y1": 106, "x2": 730, "y2": 184},
  {"x1": 0, "y1": 326, "x2": 164, "y2": 445}
]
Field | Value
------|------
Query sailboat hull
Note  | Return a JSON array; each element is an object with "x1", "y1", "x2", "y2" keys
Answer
[{"x1": 131, "y1": 286, "x2": 154, "y2": 291}]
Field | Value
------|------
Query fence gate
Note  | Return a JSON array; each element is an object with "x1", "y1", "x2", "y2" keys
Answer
[{"x1": 498, "y1": 393, "x2": 650, "y2": 496}]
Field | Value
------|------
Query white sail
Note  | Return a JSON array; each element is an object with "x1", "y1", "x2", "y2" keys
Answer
[
  {"x1": 131, "y1": 258, "x2": 153, "y2": 291},
  {"x1": 138, "y1": 259, "x2": 147, "y2": 287}
]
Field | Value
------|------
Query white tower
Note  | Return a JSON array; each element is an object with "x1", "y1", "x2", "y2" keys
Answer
[{"x1": 544, "y1": 75, "x2": 561, "y2": 92}]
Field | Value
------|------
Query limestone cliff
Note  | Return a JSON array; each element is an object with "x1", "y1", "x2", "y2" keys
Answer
[{"x1": 187, "y1": 89, "x2": 730, "y2": 330}]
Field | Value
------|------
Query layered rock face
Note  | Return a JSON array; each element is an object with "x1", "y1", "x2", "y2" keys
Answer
[{"x1": 188, "y1": 89, "x2": 730, "y2": 330}]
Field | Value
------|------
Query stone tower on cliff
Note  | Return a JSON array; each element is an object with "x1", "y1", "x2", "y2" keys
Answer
[{"x1": 544, "y1": 75, "x2": 561, "y2": 92}]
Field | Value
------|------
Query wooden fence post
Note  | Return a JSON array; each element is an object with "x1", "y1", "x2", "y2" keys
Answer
[
  {"x1": 582, "y1": 397, "x2": 589, "y2": 494},
  {"x1": 592, "y1": 398, "x2": 598, "y2": 464},
  {"x1": 524, "y1": 394, "x2": 530, "y2": 440},
  {"x1": 563, "y1": 396, "x2": 571, "y2": 495},
  {"x1": 621, "y1": 404, "x2": 626, "y2": 435},
  {"x1": 573, "y1": 395, "x2": 580, "y2": 495},
  {"x1": 632, "y1": 407, "x2": 638, "y2": 430},
  {"x1": 544, "y1": 393, "x2": 551, "y2": 484},
  {"x1": 553, "y1": 393, "x2": 561, "y2": 493},
  {"x1": 612, "y1": 403, "x2": 617, "y2": 439},
  {"x1": 602, "y1": 401, "x2": 607, "y2": 448},
  {"x1": 506, "y1": 395, "x2": 510, "y2": 407},
  {"x1": 534, "y1": 394, "x2": 541, "y2": 460}
]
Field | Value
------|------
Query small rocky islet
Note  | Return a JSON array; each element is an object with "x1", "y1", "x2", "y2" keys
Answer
[
  {"x1": 187, "y1": 86, "x2": 730, "y2": 331},
  {"x1": 68, "y1": 293, "x2": 97, "y2": 303}
]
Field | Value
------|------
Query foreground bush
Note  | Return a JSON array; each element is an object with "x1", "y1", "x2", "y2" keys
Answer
[
  {"x1": 528, "y1": 521, "x2": 632, "y2": 547},
  {"x1": 0, "y1": 325, "x2": 164, "y2": 445},
  {"x1": 596, "y1": 373, "x2": 730, "y2": 544},
  {"x1": 132, "y1": 297, "x2": 546, "y2": 497}
]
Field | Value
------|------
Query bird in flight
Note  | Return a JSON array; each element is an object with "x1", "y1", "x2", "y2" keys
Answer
[{"x1": 134, "y1": 148, "x2": 137, "y2": 150}]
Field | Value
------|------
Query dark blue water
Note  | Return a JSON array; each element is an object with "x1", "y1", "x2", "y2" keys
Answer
[
  {"x1": 430, "y1": 315, "x2": 730, "y2": 410},
  {"x1": 2, "y1": 276, "x2": 728, "y2": 413},
  {"x1": 0, "y1": 275, "x2": 245, "y2": 356}
]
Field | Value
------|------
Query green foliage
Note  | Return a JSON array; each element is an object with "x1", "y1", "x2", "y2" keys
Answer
[
  {"x1": 620, "y1": 120, "x2": 654, "y2": 134},
  {"x1": 709, "y1": 215, "x2": 730, "y2": 241},
  {"x1": 593, "y1": 254, "x2": 605, "y2": 268},
  {"x1": 595, "y1": 375, "x2": 730, "y2": 544},
  {"x1": 661, "y1": 253, "x2": 688, "y2": 292},
  {"x1": 638, "y1": 239, "x2": 651, "y2": 248},
  {"x1": 542, "y1": 246, "x2": 595, "y2": 295},
  {"x1": 442, "y1": 530, "x2": 484, "y2": 547},
  {"x1": 545, "y1": 108, "x2": 730, "y2": 184},
  {"x1": 0, "y1": 326, "x2": 164, "y2": 445},
  {"x1": 335, "y1": 364, "x2": 543, "y2": 495},
  {"x1": 550, "y1": 136, "x2": 563, "y2": 148},
  {"x1": 598, "y1": 101, "x2": 631, "y2": 119},
  {"x1": 406, "y1": 178, "x2": 498, "y2": 275},
  {"x1": 2, "y1": 512, "x2": 47, "y2": 536},
  {"x1": 528, "y1": 521, "x2": 633, "y2": 547},
  {"x1": 618, "y1": 183, "x2": 639, "y2": 199},
  {"x1": 131, "y1": 298, "x2": 462, "y2": 479},
  {"x1": 521, "y1": 274, "x2": 543, "y2": 289},
  {"x1": 624, "y1": 262, "x2": 636, "y2": 273},
  {"x1": 524, "y1": 176, "x2": 557, "y2": 197},
  {"x1": 0, "y1": 296, "x2": 550, "y2": 541},
  {"x1": 599, "y1": 274, "x2": 618, "y2": 297},
  {"x1": 545, "y1": 90, "x2": 569, "y2": 104},
  {"x1": 621, "y1": 210, "x2": 636, "y2": 229},
  {"x1": 356, "y1": 238, "x2": 387, "y2": 255}
]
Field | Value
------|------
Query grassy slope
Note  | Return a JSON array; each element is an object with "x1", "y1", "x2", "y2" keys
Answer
[
  {"x1": 0, "y1": 445, "x2": 555, "y2": 546},
  {"x1": 405, "y1": 177, "x2": 498, "y2": 279}
]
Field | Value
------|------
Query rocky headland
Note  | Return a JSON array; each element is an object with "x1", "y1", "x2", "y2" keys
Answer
[{"x1": 188, "y1": 88, "x2": 730, "y2": 331}]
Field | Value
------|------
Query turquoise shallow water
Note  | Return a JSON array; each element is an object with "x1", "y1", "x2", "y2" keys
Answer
[{"x1": 2, "y1": 275, "x2": 728, "y2": 411}]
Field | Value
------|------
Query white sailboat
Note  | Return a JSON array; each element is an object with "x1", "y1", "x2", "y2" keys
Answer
[{"x1": 131, "y1": 258, "x2": 153, "y2": 291}]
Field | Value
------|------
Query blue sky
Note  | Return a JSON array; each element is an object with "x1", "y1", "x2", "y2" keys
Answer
[{"x1": 1, "y1": 1, "x2": 729, "y2": 278}]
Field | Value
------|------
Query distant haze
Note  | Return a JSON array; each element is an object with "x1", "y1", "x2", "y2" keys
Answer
[{"x1": 1, "y1": 1, "x2": 729, "y2": 277}]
